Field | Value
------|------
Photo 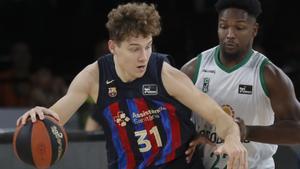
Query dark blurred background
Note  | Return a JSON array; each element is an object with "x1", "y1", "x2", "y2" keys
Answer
[
  {"x1": 1, "y1": 1, "x2": 300, "y2": 168},
  {"x1": 0, "y1": 0, "x2": 299, "y2": 108}
]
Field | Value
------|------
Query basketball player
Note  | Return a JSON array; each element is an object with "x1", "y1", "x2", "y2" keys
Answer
[
  {"x1": 182, "y1": 0, "x2": 300, "y2": 168},
  {"x1": 16, "y1": 3, "x2": 248, "y2": 169}
]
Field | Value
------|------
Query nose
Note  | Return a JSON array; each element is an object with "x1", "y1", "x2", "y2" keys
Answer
[
  {"x1": 226, "y1": 28, "x2": 236, "y2": 39},
  {"x1": 138, "y1": 49, "x2": 148, "y2": 62}
]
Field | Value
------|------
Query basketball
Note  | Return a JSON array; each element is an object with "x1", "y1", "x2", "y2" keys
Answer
[{"x1": 12, "y1": 115, "x2": 68, "y2": 169}]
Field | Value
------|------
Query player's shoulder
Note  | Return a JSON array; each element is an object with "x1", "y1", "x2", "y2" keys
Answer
[
  {"x1": 85, "y1": 61, "x2": 99, "y2": 73},
  {"x1": 79, "y1": 61, "x2": 99, "y2": 83},
  {"x1": 200, "y1": 46, "x2": 219, "y2": 60}
]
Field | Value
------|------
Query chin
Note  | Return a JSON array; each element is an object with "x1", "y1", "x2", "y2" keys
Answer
[
  {"x1": 136, "y1": 71, "x2": 146, "y2": 78},
  {"x1": 223, "y1": 46, "x2": 238, "y2": 53}
]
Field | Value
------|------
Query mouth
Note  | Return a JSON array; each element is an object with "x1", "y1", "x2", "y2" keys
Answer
[
  {"x1": 137, "y1": 65, "x2": 146, "y2": 72},
  {"x1": 224, "y1": 42, "x2": 238, "y2": 50}
]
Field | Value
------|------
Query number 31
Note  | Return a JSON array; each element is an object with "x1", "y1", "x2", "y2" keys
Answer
[{"x1": 135, "y1": 126, "x2": 162, "y2": 153}]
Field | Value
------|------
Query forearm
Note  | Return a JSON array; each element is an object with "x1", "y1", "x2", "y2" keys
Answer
[
  {"x1": 216, "y1": 115, "x2": 241, "y2": 140},
  {"x1": 193, "y1": 93, "x2": 241, "y2": 140},
  {"x1": 50, "y1": 94, "x2": 86, "y2": 125},
  {"x1": 246, "y1": 120, "x2": 300, "y2": 144}
]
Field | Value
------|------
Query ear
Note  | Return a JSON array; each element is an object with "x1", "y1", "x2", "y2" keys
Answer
[
  {"x1": 253, "y1": 23, "x2": 259, "y2": 37},
  {"x1": 108, "y1": 40, "x2": 116, "y2": 54}
]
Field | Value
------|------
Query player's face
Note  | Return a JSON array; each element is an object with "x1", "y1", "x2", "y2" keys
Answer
[
  {"x1": 218, "y1": 8, "x2": 258, "y2": 59},
  {"x1": 109, "y1": 35, "x2": 152, "y2": 82}
]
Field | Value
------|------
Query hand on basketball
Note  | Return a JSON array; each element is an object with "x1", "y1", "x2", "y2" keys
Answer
[
  {"x1": 214, "y1": 134, "x2": 248, "y2": 169},
  {"x1": 185, "y1": 135, "x2": 215, "y2": 163},
  {"x1": 16, "y1": 106, "x2": 60, "y2": 126}
]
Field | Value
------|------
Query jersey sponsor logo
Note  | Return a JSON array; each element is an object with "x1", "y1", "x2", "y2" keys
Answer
[
  {"x1": 142, "y1": 84, "x2": 158, "y2": 95},
  {"x1": 131, "y1": 106, "x2": 166, "y2": 124},
  {"x1": 202, "y1": 69, "x2": 216, "y2": 74},
  {"x1": 108, "y1": 87, "x2": 117, "y2": 97},
  {"x1": 202, "y1": 77, "x2": 210, "y2": 93},
  {"x1": 113, "y1": 111, "x2": 130, "y2": 127},
  {"x1": 238, "y1": 84, "x2": 253, "y2": 95}
]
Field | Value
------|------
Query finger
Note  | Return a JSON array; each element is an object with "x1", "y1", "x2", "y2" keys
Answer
[
  {"x1": 227, "y1": 155, "x2": 234, "y2": 169},
  {"x1": 185, "y1": 147, "x2": 194, "y2": 155},
  {"x1": 21, "y1": 113, "x2": 30, "y2": 125},
  {"x1": 16, "y1": 117, "x2": 21, "y2": 126},
  {"x1": 233, "y1": 152, "x2": 239, "y2": 169},
  {"x1": 189, "y1": 140, "x2": 196, "y2": 147},
  {"x1": 243, "y1": 148, "x2": 248, "y2": 169},
  {"x1": 185, "y1": 145, "x2": 195, "y2": 162},
  {"x1": 228, "y1": 151, "x2": 239, "y2": 169},
  {"x1": 30, "y1": 111, "x2": 37, "y2": 123},
  {"x1": 240, "y1": 149, "x2": 246, "y2": 169},
  {"x1": 186, "y1": 149, "x2": 194, "y2": 163},
  {"x1": 36, "y1": 108, "x2": 45, "y2": 120}
]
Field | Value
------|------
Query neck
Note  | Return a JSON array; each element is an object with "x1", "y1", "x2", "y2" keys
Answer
[
  {"x1": 220, "y1": 53, "x2": 243, "y2": 68},
  {"x1": 220, "y1": 48, "x2": 251, "y2": 68}
]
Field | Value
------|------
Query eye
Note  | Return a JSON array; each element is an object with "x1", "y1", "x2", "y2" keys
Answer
[
  {"x1": 219, "y1": 23, "x2": 227, "y2": 29},
  {"x1": 129, "y1": 47, "x2": 140, "y2": 52},
  {"x1": 145, "y1": 45, "x2": 151, "y2": 50},
  {"x1": 236, "y1": 25, "x2": 247, "y2": 30}
]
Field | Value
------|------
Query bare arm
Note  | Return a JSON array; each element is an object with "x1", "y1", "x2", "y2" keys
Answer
[
  {"x1": 17, "y1": 62, "x2": 99, "y2": 126},
  {"x1": 164, "y1": 62, "x2": 240, "y2": 140},
  {"x1": 245, "y1": 62, "x2": 300, "y2": 144},
  {"x1": 85, "y1": 116, "x2": 101, "y2": 131},
  {"x1": 180, "y1": 57, "x2": 197, "y2": 80}
]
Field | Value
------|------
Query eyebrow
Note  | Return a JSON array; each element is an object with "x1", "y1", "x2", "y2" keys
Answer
[
  {"x1": 128, "y1": 40, "x2": 153, "y2": 47},
  {"x1": 219, "y1": 18, "x2": 248, "y2": 23}
]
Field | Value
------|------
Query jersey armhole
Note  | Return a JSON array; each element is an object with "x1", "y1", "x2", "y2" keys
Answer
[
  {"x1": 259, "y1": 58, "x2": 270, "y2": 97},
  {"x1": 192, "y1": 53, "x2": 202, "y2": 84}
]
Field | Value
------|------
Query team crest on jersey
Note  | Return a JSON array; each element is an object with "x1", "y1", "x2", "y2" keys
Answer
[
  {"x1": 108, "y1": 87, "x2": 117, "y2": 97},
  {"x1": 142, "y1": 84, "x2": 158, "y2": 95},
  {"x1": 221, "y1": 104, "x2": 235, "y2": 118},
  {"x1": 202, "y1": 77, "x2": 210, "y2": 93},
  {"x1": 238, "y1": 84, "x2": 253, "y2": 95},
  {"x1": 114, "y1": 111, "x2": 130, "y2": 127}
]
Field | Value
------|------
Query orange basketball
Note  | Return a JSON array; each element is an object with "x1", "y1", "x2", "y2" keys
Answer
[{"x1": 12, "y1": 116, "x2": 68, "y2": 169}]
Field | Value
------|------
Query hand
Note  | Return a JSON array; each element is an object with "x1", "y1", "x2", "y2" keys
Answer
[
  {"x1": 214, "y1": 134, "x2": 248, "y2": 169},
  {"x1": 185, "y1": 135, "x2": 216, "y2": 163},
  {"x1": 16, "y1": 106, "x2": 60, "y2": 126}
]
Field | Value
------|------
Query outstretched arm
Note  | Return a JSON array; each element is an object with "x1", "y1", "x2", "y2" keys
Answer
[
  {"x1": 17, "y1": 62, "x2": 99, "y2": 126},
  {"x1": 245, "y1": 62, "x2": 300, "y2": 144}
]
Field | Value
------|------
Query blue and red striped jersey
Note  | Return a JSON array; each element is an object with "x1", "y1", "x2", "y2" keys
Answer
[{"x1": 92, "y1": 53, "x2": 196, "y2": 169}]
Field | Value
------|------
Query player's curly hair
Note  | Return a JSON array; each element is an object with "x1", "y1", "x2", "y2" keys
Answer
[
  {"x1": 215, "y1": 0, "x2": 262, "y2": 18},
  {"x1": 106, "y1": 3, "x2": 161, "y2": 43}
]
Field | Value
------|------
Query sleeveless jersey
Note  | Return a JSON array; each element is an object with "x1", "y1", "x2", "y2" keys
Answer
[
  {"x1": 92, "y1": 53, "x2": 196, "y2": 169},
  {"x1": 192, "y1": 46, "x2": 278, "y2": 169}
]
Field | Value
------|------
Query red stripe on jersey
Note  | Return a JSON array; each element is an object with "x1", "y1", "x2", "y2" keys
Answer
[
  {"x1": 165, "y1": 103, "x2": 181, "y2": 162},
  {"x1": 134, "y1": 98, "x2": 159, "y2": 166},
  {"x1": 110, "y1": 103, "x2": 136, "y2": 169}
]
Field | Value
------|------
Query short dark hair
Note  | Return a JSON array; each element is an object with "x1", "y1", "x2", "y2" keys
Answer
[
  {"x1": 106, "y1": 3, "x2": 161, "y2": 43},
  {"x1": 215, "y1": 0, "x2": 262, "y2": 18}
]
